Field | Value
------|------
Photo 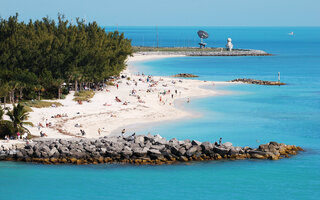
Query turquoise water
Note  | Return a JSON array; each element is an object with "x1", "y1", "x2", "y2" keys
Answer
[{"x1": 1, "y1": 27, "x2": 320, "y2": 199}]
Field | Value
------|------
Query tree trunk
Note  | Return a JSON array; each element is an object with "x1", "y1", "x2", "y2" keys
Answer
[
  {"x1": 58, "y1": 87, "x2": 61, "y2": 99},
  {"x1": 80, "y1": 82, "x2": 83, "y2": 91},
  {"x1": 9, "y1": 91, "x2": 12, "y2": 104},
  {"x1": 12, "y1": 90, "x2": 14, "y2": 103},
  {"x1": 4, "y1": 96, "x2": 6, "y2": 108},
  {"x1": 75, "y1": 80, "x2": 78, "y2": 92},
  {"x1": 19, "y1": 88, "x2": 23, "y2": 100}
]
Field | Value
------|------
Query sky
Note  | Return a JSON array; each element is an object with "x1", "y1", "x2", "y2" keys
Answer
[{"x1": 0, "y1": 0, "x2": 319, "y2": 26}]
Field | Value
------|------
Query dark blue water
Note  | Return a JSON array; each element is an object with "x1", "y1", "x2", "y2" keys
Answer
[{"x1": 1, "y1": 27, "x2": 319, "y2": 200}]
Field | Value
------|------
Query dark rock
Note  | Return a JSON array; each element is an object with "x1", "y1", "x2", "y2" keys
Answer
[
  {"x1": 148, "y1": 149, "x2": 163, "y2": 160},
  {"x1": 191, "y1": 140, "x2": 202, "y2": 146},
  {"x1": 186, "y1": 146, "x2": 201, "y2": 157},
  {"x1": 213, "y1": 146, "x2": 229, "y2": 157}
]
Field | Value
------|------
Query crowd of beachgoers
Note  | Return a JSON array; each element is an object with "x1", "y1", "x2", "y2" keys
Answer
[{"x1": 0, "y1": 54, "x2": 232, "y2": 145}]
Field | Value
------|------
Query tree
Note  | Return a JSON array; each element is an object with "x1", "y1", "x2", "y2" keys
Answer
[
  {"x1": 6, "y1": 103, "x2": 33, "y2": 134},
  {"x1": 0, "y1": 13, "x2": 133, "y2": 100},
  {"x1": 0, "y1": 107, "x2": 4, "y2": 120},
  {"x1": 0, "y1": 82, "x2": 10, "y2": 108}
]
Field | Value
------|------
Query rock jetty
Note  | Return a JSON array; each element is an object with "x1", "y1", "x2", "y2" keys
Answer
[
  {"x1": 0, "y1": 135, "x2": 303, "y2": 165},
  {"x1": 172, "y1": 73, "x2": 199, "y2": 78},
  {"x1": 230, "y1": 78, "x2": 286, "y2": 85},
  {"x1": 136, "y1": 49, "x2": 270, "y2": 56}
]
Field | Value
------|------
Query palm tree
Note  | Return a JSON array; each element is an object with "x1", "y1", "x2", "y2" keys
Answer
[{"x1": 6, "y1": 103, "x2": 33, "y2": 134}]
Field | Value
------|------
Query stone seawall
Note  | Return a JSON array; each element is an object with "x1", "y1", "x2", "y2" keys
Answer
[{"x1": 0, "y1": 135, "x2": 303, "y2": 165}]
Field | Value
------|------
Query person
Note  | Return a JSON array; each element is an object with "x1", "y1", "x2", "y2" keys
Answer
[
  {"x1": 17, "y1": 132, "x2": 21, "y2": 140},
  {"x1": 121, "y1": 129, "x2": 126, "y2": 137},
  {"x1": 116, "y1": 84, "x2": 119, "y2": 89},
  {"x1": 187, "y1": 98, "x2": 190, "y2": 103},
  {"x1": 40, "y1": 131, "x2": 47, "y2": 137},
  {"x1": 219, "y1": 137, "x2": 222, "y2": 146},
  {"x1": 98, "y1": 128, "x2": 101, "y2": 135},
  {"x1": 22, "y1": 132, "x2": 28, "y2": 140},
  {"x1": 127, "y1": 133, "x2": 135, "y2": 141},
  {"x1": 5, "y1": 135, "x2": 9, "y2": 142},
  {"x1": 171, "y1": 94, "x2": 174, "y2": 99}
]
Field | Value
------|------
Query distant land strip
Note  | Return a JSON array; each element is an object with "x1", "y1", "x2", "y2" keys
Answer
[{"x1": 133, "y1": 46, "x2": 272, "y2": 56}]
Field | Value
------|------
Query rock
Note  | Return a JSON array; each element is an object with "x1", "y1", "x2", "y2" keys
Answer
[
  {"x1": 16, "y1": 151, "x2": 24, "y2": 158},
  {"x1": 148, "y1": 149, "x2": 163, "y2": 160},
  {"x1": 134, "y1": 135, "x2": 145, "y2": 145},
  {"x1": 186, "y1": 146, "x2": 201, "y2": 157},
  {"x1": 269, "y1": 141, "x2": 279, "y2": 146},
  {"x1": 222, "y1": 142, "x2": 233, "y2": 148},
  {"x1": 179, "y1": 156, "x2": 189, "y2": 162},
  {"x1": 168, "y1": 138, "x2": 179, "y2": 147},
  {"x1": 213, "y1": 146, "x2": 229, "y2": 157},
  {"x1": 150, "y1": 145, "x2": 166, "y2": 151},
  {"x1": 191, "y1": 140, "x2": 202, "y2": 146},
  {"x1": 48, "y1": 147, "x2": 58, "y2": 157},
  {"x1": 133, "y1": 147, "x2": 148, "y2": 158},
  {"x1": 201, "y1": 142, "x2": 213, "y2": 152}
]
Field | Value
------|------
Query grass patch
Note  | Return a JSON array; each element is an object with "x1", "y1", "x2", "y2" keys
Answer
[
  {"x1": 73, "y1": 90, "x2": 95, "y2": 101},
  {"x1": 106, "y1": 81, "x2": 114, "y2": 86},
  {"x1": 22, "y1": 100, "x2": 62, "y2": 109}
]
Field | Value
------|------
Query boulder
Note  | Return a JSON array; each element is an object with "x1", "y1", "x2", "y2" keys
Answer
[
  {"x1": 148, "y1": 149, "x2": 163, "y2": 160},
  {"x1": 48, "y1": 147, "x2": 58, "y2": 157},
  {"x1": 150, "y1": 144, "x2": 165, "y2": 151},
  {"x1": 222, "y1": 142, "x2": 233, "y2": 148},
  {"x1": 168, "y1": 138, "x2": 179, "y2": 147},
  {"x1": 191, "y1": 140, "x2": 202, "y2": 146},
  {"x1": 213, "y1": 146, "x2": 229, "y2": 157},
  {"x1": 134, "y1": 135, "x2": 145, "y2": 145},
  {"x1": 132, "y1": 147, "x2": 148, "y2": 158},
  {"x1": 186, "y1": 146, "x2": 201, "y2": 157}
]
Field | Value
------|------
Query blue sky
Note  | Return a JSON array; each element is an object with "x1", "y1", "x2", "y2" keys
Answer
[{"x1": 1, "y1": 0, "x2": 319, "y2": 26}]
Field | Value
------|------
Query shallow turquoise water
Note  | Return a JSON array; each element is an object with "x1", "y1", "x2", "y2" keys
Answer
[{"x1": 1, "y1": 27, "x2": 320, "y2": 200}]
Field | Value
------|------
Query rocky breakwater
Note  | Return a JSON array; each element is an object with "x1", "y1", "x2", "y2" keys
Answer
[
  {"x1": 230, "y1": 78, "x2": 286, "y2": 85},
  {"x1": 172, "y1": 73, "x2": 199, "y2": 78},
  {"x1": 0, "y1": 135, "x2": 303, "y2": 165}
]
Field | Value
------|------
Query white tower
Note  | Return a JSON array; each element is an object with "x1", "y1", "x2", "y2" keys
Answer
[{"x1": 226, "y1": 38, "x2": 233, "y2": 51}]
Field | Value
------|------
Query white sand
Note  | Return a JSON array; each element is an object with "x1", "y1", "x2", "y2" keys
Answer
[{"x1": 24, "y1": 54, "x2": 232, "y2": 139}]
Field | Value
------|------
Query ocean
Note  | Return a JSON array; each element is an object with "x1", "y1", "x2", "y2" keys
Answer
[{"x1": 1, "y1": 27, "x2": 319, "y2": 200}]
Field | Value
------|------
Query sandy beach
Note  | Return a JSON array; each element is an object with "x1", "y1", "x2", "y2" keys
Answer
[{"x1": 16, "y1": 54, "x2": 233, "y2": 139}]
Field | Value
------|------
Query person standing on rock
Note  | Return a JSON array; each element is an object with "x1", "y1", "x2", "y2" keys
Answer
[
  {"x1": 219, "y1": 137, "x2": 222, "y2": 146},
  {"x1": 121, "y1": 129, "x2": 126, "y2": 137}
]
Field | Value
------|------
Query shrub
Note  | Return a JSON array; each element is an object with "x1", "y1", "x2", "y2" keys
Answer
[
  {"x1": 73, "y1": 90, "x2": 95, "y2": 101},
  {"x1": 0, "y1": 120, "x2": 14, "y2": 138}
]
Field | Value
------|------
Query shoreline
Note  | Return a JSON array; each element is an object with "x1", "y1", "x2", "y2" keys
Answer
[{"x1": 1, "y1": 54, "x2": 233, "y2": 143}]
